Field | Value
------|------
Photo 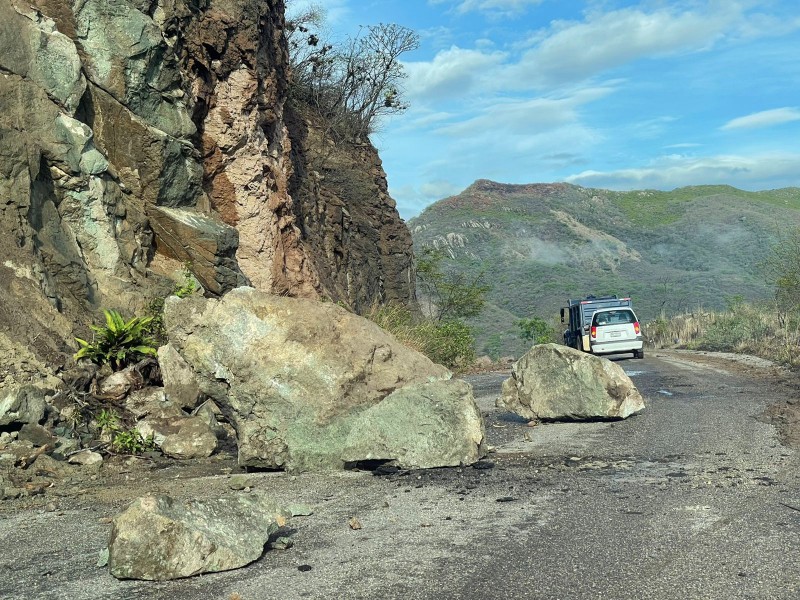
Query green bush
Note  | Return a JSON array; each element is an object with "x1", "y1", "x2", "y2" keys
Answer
[
  {"x1": 418, "y1": 320, "x2": 476, "y2": 368},
  {"x1": 74, "y1": 309, "x2": 158, "y2": 370},
  {"x1": 111, "y1": 429, "x2": 156, "y2": 455},
  {"x1": 517, "y1": 317, "x2": 557, "y2": 345},
  {"x1": 366, "y1": 304, "x2": 477, "y2": 369}
]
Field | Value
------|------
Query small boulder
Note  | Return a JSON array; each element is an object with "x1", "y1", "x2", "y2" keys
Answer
[
  {"x1": 136, "y1": 416, "x2": 217, "y2": 459},
  {"x1": 68, "y1": 450, "x2": 103, "y2": 466},
  {"x1": 158, "y1": 344, "x2": 202, "y2": 411},
  {"x1": 0, "y1": 385, "x2": 47, "y2": 426},
  {"x1": 192, "y1": 400, "x2": 227, "y2": 438},
  {"x1": 108, "y1": 493, "x2": 290, "y2": 580},
  {"x1": 18, "y1": 424, "x2": 55, "y2": 447},
  {"x1": 125, "y1": 387, "x2": 183, "y2": 419},
  {"x1": 498, "y1": 344, "x2": 645, "y2": 420},
  {"x1": 97, "y1": 368, "x2": 142, "y2": 399}
]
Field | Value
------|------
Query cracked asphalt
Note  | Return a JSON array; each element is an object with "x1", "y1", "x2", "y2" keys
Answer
[{"x1": 1, "y1": 350, "x2": 798, "y2": 599}]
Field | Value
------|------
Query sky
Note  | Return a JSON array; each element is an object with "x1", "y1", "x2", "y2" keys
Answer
[{"x1": 287, "y1": 0, "x2": 800, "y2": 220}]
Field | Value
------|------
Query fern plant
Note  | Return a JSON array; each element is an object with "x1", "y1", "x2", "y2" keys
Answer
[{"x1": 74, "y1": 309, "x2": 158, "y2": 370}]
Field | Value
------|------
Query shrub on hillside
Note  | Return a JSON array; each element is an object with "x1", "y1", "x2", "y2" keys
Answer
[
  {"x1": 645, "y1": 302, "x2": 800, "y2": 368},
  {"x1": 366, "y1": 304, "x2": 476, "y2": 369}
]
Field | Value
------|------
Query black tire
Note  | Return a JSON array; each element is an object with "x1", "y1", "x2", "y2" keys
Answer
[{"x1": 634, "y1": 349, "x2": 644, "y2": 359}]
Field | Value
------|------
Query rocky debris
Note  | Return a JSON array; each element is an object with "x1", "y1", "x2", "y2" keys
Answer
[
  {"x1": 228, "y1": 475, "x2": 256, "y2": 491},
  {"x1": 108, "y1": 493, "x2": 291, "y2": 580},
  {"x1": 498, "y1": 344, "x2": 645, "y2": 420},
  {"x1": 18, "y1": 424, "x2": 55, "y2": 447},
  {"x1": 164, "y1": 287, "x2": 486, "y2": 471}
]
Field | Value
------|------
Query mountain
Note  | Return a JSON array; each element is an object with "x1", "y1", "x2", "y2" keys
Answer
[{"x1": 408, "y1": 180, "x2": 800, "y2": 358}]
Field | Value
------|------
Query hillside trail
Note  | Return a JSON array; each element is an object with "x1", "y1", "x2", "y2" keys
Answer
[{"x1": 0, "y1": 349, "x2": 798, "y2": 599}]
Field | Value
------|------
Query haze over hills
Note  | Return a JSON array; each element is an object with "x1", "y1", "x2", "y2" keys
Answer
[{"x1": 408, "y1": 180, "x2": 800, "y2": 358}]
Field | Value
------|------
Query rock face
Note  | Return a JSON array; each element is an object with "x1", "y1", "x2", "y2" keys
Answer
[
  {"x1": 0, "y1": 0, "x2": 416, "y2": 372},
  {"x1": 163, "y1": 288, "x2": 485, "y2": 471},
  {"x1": 498, "y1": 344, "x2": 645, "y2": 420},
  {"x1": 108, "y1": 493, "x2": 290, "y2": 580}
]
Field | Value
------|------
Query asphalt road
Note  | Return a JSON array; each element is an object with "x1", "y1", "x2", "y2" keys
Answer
[{"x1": 1, "y1": 351, "x2": 798, "y2": 599}]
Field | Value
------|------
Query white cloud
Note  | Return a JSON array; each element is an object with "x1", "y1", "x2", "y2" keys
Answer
[
  {"x1": 404, "y1": 47, "x2": 506, "y2": 102},
  {"x1": 508, "y1": 4, "x2": 743, "y2": 86},
  {"x1": 435, "y1": 84, "x2": 617, "y2": 136},
  {"x1": 565, "y1": 153, "x2": 800, "y2": 190},
  {"x1": 390, "y1": 181, "x2": 464, "y2": 219},
  {"x1": 430, "y1": 0, "x2": 545, "y2": 16},
  {"x1": 720, "y1": 107, "x2": 800, "y2": 130}
]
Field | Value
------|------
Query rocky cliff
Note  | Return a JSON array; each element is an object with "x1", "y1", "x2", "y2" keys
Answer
[{"x1": 0, "y1": 0, "x2": 415, "y2": 380}]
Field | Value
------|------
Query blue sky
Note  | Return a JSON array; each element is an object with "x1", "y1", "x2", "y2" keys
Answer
[{"x1": 288, "y1": 0, "x2": 800, "y2": 219}]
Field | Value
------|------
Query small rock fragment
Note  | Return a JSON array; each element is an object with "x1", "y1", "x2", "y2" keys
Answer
[
  {"x1": 289, "y1": 504, "x2": 314, "y2": 517},
  {"x1": 68, "y1": 450, "x2": 104, "y2": 467},
  {"x1": 229, "y1": 475, "x2": 255, "y2": 491}
]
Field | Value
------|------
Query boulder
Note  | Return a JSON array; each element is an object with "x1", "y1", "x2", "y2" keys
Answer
[
  {"x1": 341, "y1": 379, "x2": 484, "y2": 469},
  {"x1": 108, "y1": 493, "x2": 290, "y2": 580},
  {"x1": 164, "y1": 288, "x2": 485, "y2": 471},
  {"x1": 136, "y1": 416, "x2": 217, "y2": 460},
  {"x1": 97, "y1": 368, "x2": 142, "y2": 399},
  {"x1": 498, "y1": 344, "x2": 645, "y2": 420},
  {"x1": 125, "y1": 387, "x2": 183, "y2": 420},
  {"x1": 158, "y1": 344, "x2": 202, "y2": 411},
  {"x1": 68, "y1": 449, "x2": 103, "y2": 467},
  {"x1": 0, "y1": 385, "x2": 48, "y2": 427},
  {"x1": 18, "y1": 424, "x2": 55, "y2": 447}
]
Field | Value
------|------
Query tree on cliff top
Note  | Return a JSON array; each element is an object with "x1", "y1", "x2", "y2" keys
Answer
[{"x1": 286, "y1": 3, "x2": 419, "y2": 141}]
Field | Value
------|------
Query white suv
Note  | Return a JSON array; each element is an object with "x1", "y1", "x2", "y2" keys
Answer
[{"x1": 589, "y1": 307, "x2": 644, "y2": 359}]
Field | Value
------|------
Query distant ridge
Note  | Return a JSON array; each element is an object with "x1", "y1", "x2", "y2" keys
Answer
[{"x1": 409, "y1": 181, "x2": 800, "y2": 358}]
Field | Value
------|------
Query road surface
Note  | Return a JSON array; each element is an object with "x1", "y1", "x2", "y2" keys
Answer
[{"x1": 1, "y1": 350, "x2": 798, "y2": 599}]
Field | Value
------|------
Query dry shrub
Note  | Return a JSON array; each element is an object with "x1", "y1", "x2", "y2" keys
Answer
[
  {"x1": 645, "y1": 303, "x2": 800, "y2": 368},
  {"x1": 365, "y1": 303, "x2": 475, "y2": 369}
]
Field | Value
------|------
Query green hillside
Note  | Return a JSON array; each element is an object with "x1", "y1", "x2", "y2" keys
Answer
[{"x1": 408, "y1": 181, "x2": 800, "y2": 358}]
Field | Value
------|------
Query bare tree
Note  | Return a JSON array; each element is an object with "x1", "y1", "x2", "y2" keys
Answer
[
  {"x1": 286, "y1": 4, "x2": 419, "y2": 141},
  {"x1": 761, "y1": 227, "x2": 800, "y2": 314}
]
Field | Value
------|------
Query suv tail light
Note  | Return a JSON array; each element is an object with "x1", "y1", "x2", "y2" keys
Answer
[
  {"x1": 634, "y1": 321, "x2": 640, "y2": 335},
  {"x1": 590, "y1": 325, "x2": 597, "y2": 339}
]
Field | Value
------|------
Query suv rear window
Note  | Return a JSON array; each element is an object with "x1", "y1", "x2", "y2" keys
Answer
[{"x1": 592, "y1": 310, "x2": 636, "y2": 326}]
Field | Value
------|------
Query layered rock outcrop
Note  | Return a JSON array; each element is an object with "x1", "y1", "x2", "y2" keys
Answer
[{"x1": 0, "y1": 0, "x2": 415, "y2": 375}]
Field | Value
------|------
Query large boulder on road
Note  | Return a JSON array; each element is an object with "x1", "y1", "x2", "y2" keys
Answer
[
  {"x1": 108, "y1": 493, "x2": 290, "y2": 580},
  {"x1": 162, "y1": 287, "x2": 485, "y2": 471},
  {"x1": 497, "y1": 344, "x2": 644, "y2": 420}
]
